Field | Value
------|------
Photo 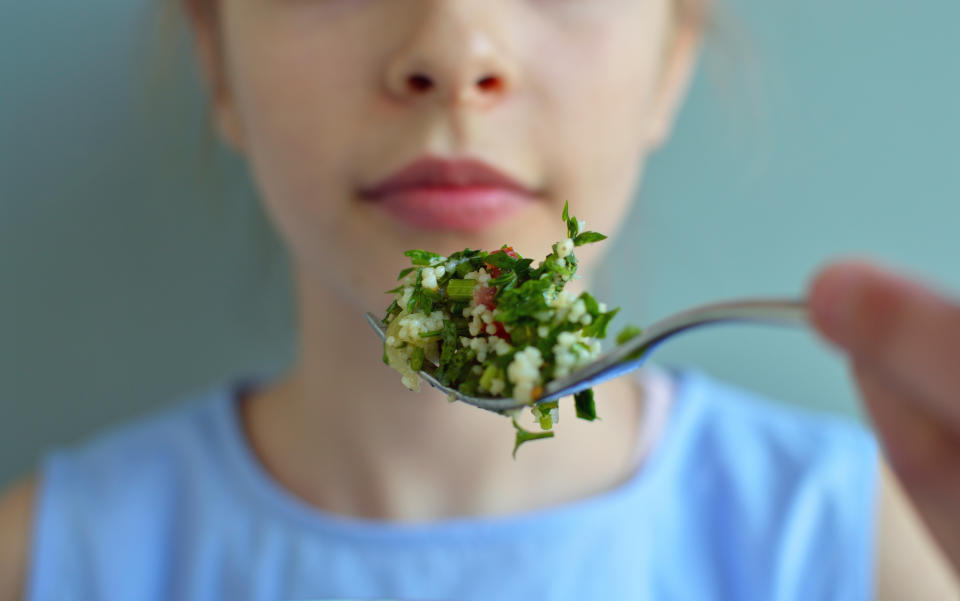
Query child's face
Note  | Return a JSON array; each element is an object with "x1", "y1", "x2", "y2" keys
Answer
[{"x1": 192, "y1": 0, "x2": 698, "y2": 307}]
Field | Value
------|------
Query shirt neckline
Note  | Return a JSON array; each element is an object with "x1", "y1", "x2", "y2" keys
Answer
[{"x1": 212, "y1": 365, "x2": 702, "y2": 545}]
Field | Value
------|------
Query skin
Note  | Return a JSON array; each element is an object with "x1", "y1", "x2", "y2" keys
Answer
[
  {"x1": 1, "y1": 1, "x2": 959, "y2": 598},
  {"x1": 810, "y1": 262, "x2": 960, "y2": 596}
]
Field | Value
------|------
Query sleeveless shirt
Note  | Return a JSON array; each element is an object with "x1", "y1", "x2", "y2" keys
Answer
[{"x1": 25, "y1": 367, "x2": 878, "y2": 600}]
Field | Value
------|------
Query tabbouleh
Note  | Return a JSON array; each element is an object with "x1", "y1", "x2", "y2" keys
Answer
[{"x1": 381, "y1": 202, "x2": 639, "y2": 454}]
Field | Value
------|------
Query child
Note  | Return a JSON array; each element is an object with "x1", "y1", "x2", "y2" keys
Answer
[{"x1": 2, "y1": 0, "x2": 959, "y2": 599}]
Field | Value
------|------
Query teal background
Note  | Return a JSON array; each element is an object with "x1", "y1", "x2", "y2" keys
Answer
[{"x1": 2, "y1": 0, "x2": 958, "y2": 487}]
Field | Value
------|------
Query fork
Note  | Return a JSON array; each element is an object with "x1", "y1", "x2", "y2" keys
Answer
[{"x1": 365, "y1": 298, "x2": 807, "y2": 415}]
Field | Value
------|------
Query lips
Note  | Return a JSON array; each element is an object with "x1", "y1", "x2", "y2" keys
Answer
[{"x1": 360, "y1": 158, "x2": 538, "y2": 231}]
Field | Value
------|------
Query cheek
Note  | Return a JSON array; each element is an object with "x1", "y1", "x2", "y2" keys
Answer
[
  {"x1": 534, "y1": 7, "x2": 668, "y2": 236},
  {"x1": 228, "y1": 37, "x2": 359, "y2": 210},
  {"x1": 221, "y1": 12, "x2": 387, "y2": 282}
]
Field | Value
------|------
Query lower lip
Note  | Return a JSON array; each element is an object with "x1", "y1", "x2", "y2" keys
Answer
[{"x1": 368, "y1": 187, "x2": 535, "y2": 231}]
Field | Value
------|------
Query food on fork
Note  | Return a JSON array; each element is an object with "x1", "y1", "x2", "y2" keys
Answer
[{"x1": 380, "y1": 203, "x2": 641, "y2": 454}]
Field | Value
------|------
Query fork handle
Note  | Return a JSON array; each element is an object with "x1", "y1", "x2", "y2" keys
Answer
[{"x1": 631, "y1": 298, "x2": 808, "y2": 352}]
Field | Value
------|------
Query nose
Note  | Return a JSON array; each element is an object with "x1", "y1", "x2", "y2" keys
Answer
[{"x1": 384, "y1": 4, "x2": 517, "y2": 109}]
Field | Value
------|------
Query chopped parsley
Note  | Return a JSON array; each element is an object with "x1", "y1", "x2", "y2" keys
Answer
[{"x1": 380, "y1": 201, "x2": 641, "y2": 455}]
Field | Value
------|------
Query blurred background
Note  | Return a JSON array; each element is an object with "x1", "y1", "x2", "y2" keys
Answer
[{"x1": 2, "y1": 0, "x2": 958, "y2": 487}]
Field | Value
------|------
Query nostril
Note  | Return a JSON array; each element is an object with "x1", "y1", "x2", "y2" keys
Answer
[
  {"x1": 407, "y1": 74, "x2": 434, "y2": 93},
  {"x1": 476, "y1": 75, "x2": 504, "y2": 94}
]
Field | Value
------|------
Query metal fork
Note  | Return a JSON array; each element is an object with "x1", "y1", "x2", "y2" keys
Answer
[{"x1": 365, "y1": 298, "x2": 807, "y2": 415}]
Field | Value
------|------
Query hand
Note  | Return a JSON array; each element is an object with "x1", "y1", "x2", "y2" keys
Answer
[{"x1": 808, "y1": 259, "x2": 960, "y2": 577}]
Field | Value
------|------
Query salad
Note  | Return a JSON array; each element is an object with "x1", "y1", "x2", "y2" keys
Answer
[{"x1": 380, "y1": 202, "x2": 641, "y2": 454}]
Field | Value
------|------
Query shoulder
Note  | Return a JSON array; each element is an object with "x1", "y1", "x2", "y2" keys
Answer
[
  {"x1": 51, "y1": 381, "x2": 232, "y2": 495},
  {"x1": 22, "y1": 381, "x2": 239, "y2": 598},
  {"x1": 0, "y1": 477, "x2": 35, "y2": 601}
]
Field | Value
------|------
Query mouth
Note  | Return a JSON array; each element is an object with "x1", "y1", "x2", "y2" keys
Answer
[{"x1": 359, "y1": 157, "x2": 539, "y2": 231}]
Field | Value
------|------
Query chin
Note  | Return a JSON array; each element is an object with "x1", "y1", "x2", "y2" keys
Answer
[
  {"x1": 355, "y1": 194, "x2": 558, "y2": 253},
  {"x1": 412, "y1": 211, "x2": 559, "y2": 258}
]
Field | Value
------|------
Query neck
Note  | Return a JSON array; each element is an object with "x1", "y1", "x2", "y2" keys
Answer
[{"x1": 241, "y1": 266, "x2": 649, "y2": 522}]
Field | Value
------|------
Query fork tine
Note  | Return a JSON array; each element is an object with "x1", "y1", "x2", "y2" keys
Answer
[{"x1": 365, "y1": 312, "x2": 388, "y2": 340}]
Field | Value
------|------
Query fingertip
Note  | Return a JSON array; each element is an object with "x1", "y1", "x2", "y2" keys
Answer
[
  {"x1": 808, "y1": 258, "x2": 924, "y2": 352},
  {"x1": 807, "y1": 260, "x2": 871, "y2": 346}
]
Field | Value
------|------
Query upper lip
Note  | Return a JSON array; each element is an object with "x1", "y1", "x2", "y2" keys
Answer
[{"x1": 360, "y1": 157, "x2": 536, "y2": 199}]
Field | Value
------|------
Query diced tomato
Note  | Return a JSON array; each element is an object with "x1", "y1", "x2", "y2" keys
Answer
[
  {"x1": 471, "y1": 287, "x2": 510, "y2": 340},
  {"x1": 473, "y1": 285, "x2": 498, "y2": 310},
  {"x1": 491, "y1": 321, "x2": 512, "y2": 342},
  {"x1": 485, "y1": 246, "x2": 519, "y2": 278}
]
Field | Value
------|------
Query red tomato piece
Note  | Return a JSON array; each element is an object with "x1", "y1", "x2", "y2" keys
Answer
[
  {"x1": 473, "y1": 285, "x2": 498, "y2": 310},
  {"x1": 484, "y1": 246, "x2": 519, "y2": 278},
  {"x1": 491, "y1": 321, "x2": 512, "y2": 342}
]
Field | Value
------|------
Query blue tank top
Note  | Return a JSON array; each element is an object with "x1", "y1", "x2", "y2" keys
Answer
[{"x1": 25, "y1": 368, "x2": 878, "y2": 601}]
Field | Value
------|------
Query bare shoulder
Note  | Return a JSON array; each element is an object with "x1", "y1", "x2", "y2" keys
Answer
[
  {"x1": 0, "y1": 476, "x2": 35, "y2": 601},
  {"x1": 875, "y1": 461, "x2": 960, "y2": 600}
]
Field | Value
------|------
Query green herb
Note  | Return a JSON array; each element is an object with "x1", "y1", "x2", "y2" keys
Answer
[
  {"x1": 562, "y1": 200, "x2": 579, "y2": 239},
  {"x1": 508, "y1": 322, "x2": 538, "y2": 347},
  {"x1": 583, "y1": 307, "x2": 620, "y2": 339},
  {"x1": 458, "y1": 378, "x2": 479, "y2": 397},
  {"x1": 573, "y1": 231, "x2": 607, "y2": 246},
  {"x1": 533, "y1": 254, "x2": 577, "y2": 284},
  {"x1": 535, "y1": 401, "x2": 559, "y2": 430},
  {"x1": 409, "y1": 347, "x2": 425, "y2": 371},
  {"x1": 396, "y1": 267, "x2": 416, "y2": 280},
  {"x1": 405, "y1": 270, "x2": 423, "y2": 313},
  {"x1": 437, "y1": 269, "x2": 455, "y2": 288},
  {"x1": 439, "y1": 345, "x2": 477, "y2": 385},
  {"x1": 404, "y1": 249, "x2": 444, "y2": 266},
  {"x1": 439, "y1": 320, "x2": 458, "y2": 365},
  {"x1": 616, "y1": 325, "x2": 643, "y2": 345},
  {"x1": 615, "y1": 325, "x2": 647, "y2": 361},
  {"x1": 572, "y1": 341, "x2": 592, "y2": 355},
  {"x1": 446, "y1": 278, "x2": 478, "y2": 301},
  {"x1": 574, "y1": 389, "x2": 597, "y2": 421},
  {"x1": 485, "y1": 252, "x2": 521, "y2": 270},
  {"x1": 494, "y1": 279, "x2": 552, "y2": 323},
  {"x1": 455, "y1": 261, "x2": 476, "y2": 277},
  {"x1": 447, "y1": 248, "x2": 483, "y2": 263},
  {"x1": 512, "y1": 419, "x2": 555, "y2": 457},
  {"x1": 382, "y1": 299, "x2": 400, "y2": 322},
  {"x1": 440, "y1": 319, "x2": 457, "y2": 356},
  {"x1": 406, "y1": 270, "x2": 442, "y2": 314},
  {"x1": 479, "y1": 365, "x2": 500, "y2": 391},
  {"x1": 489, "y1": 271, "x2": 518, "y2": 294},
  {"x1": 579, "y1": 291, "x2": 600, "y2": 316}
]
